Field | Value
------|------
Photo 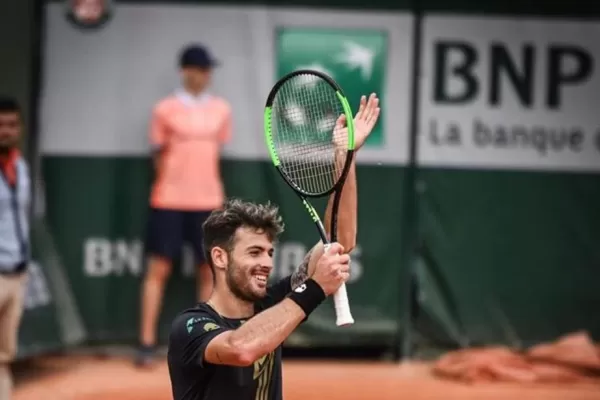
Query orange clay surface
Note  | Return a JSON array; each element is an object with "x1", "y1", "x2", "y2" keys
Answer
[{"x1": 13, "y1": 355, "x2": 600, "y2": 400}]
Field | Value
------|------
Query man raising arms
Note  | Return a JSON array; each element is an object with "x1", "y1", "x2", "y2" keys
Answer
[{"x1": 167, "y1": 94, "x2": 380, "y2": 399}]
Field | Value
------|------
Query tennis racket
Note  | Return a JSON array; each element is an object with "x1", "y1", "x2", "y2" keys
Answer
[{"x1": 263, "y1": 69, "x2": 355, "y2": 327}]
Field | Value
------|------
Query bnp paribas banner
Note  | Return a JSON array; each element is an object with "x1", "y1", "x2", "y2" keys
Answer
[
  {"x1": 415, "y1": 16, "x2": 600, "y2": 346},
  {"x1": 40, "y1": 4, "x2": 413, "y2": 345},
  {"x1": 419, "y1": 15, "x2": 600, "y2": 172}
]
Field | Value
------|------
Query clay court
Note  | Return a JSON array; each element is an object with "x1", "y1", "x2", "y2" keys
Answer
[{"x1": 12, "y1": 354, "x2": 600, "y2": 400}]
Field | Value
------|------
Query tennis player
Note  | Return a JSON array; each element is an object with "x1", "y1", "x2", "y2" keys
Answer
[{"x1": 167, "y1": 93, "x2": 380, "y2": 400}]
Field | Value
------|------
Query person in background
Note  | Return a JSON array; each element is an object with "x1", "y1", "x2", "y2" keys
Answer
[
  {"x1": 136, "y1": 44, "x2": 232, "y2": 367},
  {"x1": 0, "y1": 97, "x2": 31, "y2": 400}
]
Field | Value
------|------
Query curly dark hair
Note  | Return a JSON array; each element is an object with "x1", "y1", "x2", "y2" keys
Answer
[{"x1": 202, "y1": 198, "x2": 285, "y2": 269}]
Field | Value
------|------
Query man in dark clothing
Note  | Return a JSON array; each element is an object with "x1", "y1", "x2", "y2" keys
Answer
[{"x1": 167, "y1": 94, "x2": 380, "y2": 400}]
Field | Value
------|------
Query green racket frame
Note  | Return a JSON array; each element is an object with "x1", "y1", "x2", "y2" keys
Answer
[
  {"x1": 263, "y1": 69, "x2": 357, "y2": 327},
  {"x1": 263, "y1": 69, "x2": 355, "y2": 243}
]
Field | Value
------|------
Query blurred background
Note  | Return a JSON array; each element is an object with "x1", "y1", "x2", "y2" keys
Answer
[{"x1": 2, "y1": 0, "x2": 600, "y2": 399}]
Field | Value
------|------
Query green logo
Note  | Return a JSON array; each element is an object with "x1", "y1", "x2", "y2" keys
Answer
[
  {"x1": 186, "y1": 316, "x2": 213, "y2": 334},
  {"x1": 276, "y1": 28, "x2": 388, "y2": 147},
  {"x1": 186, "y1": 317, "x2": 195, "y2": 334}
]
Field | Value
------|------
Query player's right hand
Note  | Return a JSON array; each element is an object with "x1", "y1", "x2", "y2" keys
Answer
[{"x1": 311, "y1": 242, "x2": 351, "y2": 296}]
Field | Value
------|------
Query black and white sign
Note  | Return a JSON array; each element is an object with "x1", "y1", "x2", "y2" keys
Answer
[{"x1": 420, "y1": 16, "x2": 600, "y2": 172}]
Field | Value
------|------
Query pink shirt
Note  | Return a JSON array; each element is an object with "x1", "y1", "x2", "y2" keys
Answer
[{"x1": 150, "y1": 91, "x2": 232, "y2": 210}]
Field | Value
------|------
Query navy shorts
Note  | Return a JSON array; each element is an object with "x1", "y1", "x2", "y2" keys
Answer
[{"x1": 145, "y1": 208, "x2": 212, "y2": 264}]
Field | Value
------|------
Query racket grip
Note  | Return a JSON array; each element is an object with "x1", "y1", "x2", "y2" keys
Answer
[
  {"x1": 323, "y1": 243, "x2": 355, "y2": 326},
  {"x1": 333, "y1": 282, "x2": 354, "y2": 326}
]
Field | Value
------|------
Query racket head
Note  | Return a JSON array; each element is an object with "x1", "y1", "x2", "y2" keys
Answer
[{"x1": 263, "y1": 69, "x2": 355, "y2": 198}]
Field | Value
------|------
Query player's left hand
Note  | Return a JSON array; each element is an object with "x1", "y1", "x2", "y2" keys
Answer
[
  {"x1": 333, "y1": 93, "x2": 380, "y2": 150},
  {"x1": 353, "y1": 93, "x2": 380, "y2": 149}
]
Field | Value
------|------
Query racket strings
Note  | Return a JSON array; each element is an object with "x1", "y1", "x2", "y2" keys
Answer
[{"x1": 271, "y1": 74, "x2": 348, "y2": 195}]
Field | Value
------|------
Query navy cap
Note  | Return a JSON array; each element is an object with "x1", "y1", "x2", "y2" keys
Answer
[{"x1": 179, "y1": 44, "x2": 219, "y2": 69}]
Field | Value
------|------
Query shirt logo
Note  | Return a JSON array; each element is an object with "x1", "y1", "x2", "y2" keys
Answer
[
  {"x1": 203, "y1": 322, "x2": 220, "y2": 332},
  {"x1": 253, "y1": 352, "x2": 274, "y2": 380},
  {"x1": 186, "y1": 317, "x2": 195, "y2": 333},
  {"x1": 185, "y1": 316, "x2": 213, "y2": 334}
]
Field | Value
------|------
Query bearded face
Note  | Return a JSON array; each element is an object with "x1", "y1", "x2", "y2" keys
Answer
[{"x1": 213, "y1": 227, "x2": 274, "y2": 302}]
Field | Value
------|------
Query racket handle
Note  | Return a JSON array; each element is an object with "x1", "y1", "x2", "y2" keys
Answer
[
  {"x1": 323, "y1": 243, "x2": 355, "y2": 326},
  {"x1": 333, "y1": 282, "x2": 354, "y2": 326}
]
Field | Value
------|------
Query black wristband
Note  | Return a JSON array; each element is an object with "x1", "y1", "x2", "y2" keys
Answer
[{"x1": 287, "y1": 278, "x2": 326, "y2": 317}]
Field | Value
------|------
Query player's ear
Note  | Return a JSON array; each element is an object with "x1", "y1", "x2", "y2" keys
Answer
[{"x1": 211, "y1": 246, "x2": 228, "y2": 271}]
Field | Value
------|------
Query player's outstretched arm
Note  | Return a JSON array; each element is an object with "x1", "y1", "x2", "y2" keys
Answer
[
  {"x1": 290, "y1": 93, "x2": 380, "y2": 290},
  {"x1": 204, "y1": 298, "x2": 305, "y2": 366},
  {"x1": 204, "y1": 244, "x2": 350, "y2": 366}
]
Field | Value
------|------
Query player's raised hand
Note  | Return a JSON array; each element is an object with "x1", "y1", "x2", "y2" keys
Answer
[
  {"x1": 311, "y1": 243, "x2": 351, "y2": 296},
  {"x1": 353, "y1": 93, "x2": 380, "y2": 149},
  {"x1": 332, "y1": 93, "x2": 380, "y2": 151}
]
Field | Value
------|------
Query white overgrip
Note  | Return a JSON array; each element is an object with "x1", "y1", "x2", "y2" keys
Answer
[
  {"x1": 323, "y1": 243, "x2": 355, "y2": 326},
  {"x1": 333, "y1": 282, "x2": 354, "y2": 326}
]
